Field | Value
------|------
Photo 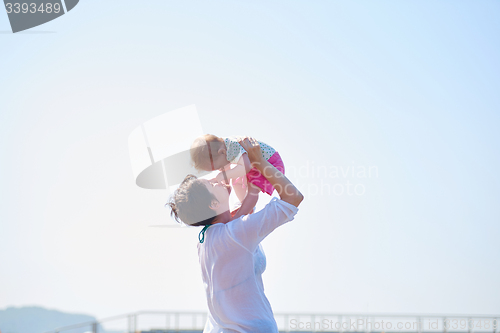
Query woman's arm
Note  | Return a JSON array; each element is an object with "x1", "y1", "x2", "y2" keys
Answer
[{"x1": 238, "y1": 137, "x2": 304, "y2": 207}]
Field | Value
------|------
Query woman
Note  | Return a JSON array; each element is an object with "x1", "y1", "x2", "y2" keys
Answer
[{"x1": 167, "y1": 137, "x2": 304, "y2": 333}]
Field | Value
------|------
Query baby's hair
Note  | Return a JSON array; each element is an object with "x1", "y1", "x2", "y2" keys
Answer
[
  {"x1": 190, "y1": 134, "x2": 224, "y2": 171},
  {"x1": 166, "y1": 174, "x2": 218, "y2": 226}
]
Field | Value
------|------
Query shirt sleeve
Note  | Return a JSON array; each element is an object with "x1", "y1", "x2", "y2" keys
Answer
[{"x1": 226, "y1": 197, "x2": 299, "y2": 253}]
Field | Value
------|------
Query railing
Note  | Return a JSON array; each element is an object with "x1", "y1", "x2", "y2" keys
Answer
[{"x1": 45, "y1": 311, "x2": 500, "y2": 333}]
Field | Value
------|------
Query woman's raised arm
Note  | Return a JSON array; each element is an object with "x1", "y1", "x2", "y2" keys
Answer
[{"x1": 238, "y1": 137, "x2": 304, "y2": 207}]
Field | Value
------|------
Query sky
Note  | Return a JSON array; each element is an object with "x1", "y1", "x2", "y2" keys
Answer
[{"x1": 1, "y1": 0, "x2": 499, "y2": 326}]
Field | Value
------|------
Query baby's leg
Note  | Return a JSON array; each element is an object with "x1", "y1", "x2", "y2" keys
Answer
[{"x1": 232, "y1": 177, "x2": 248, "y2": 203}]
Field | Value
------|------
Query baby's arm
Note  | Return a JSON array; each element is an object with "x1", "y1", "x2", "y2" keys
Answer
[
  {"x1": 232, "y1": 182, "x2": 260, "y2": 220},
  {"x1": 216, "y1": 153, "x2": 250, "y2": 182}
]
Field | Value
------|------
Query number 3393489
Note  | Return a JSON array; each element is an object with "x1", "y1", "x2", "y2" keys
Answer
[{"x1": 5, "y1": 3, "x2": 62, "y2": 14}]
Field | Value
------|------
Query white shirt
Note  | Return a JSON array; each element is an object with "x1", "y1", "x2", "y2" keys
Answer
[{"x1": 197, "y1": 198, "x2": 299, "y2": 333}]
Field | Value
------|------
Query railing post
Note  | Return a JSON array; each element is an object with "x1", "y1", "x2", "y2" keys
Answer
[
  {"x1": 128, "y1": 314, "x2": 136, "y2": 333},
  {"x1": 444, "y1": 317, "x2": 447, "y2": 333},
  {"x1": 92, "y1": 322, "x2": 97, "y2": 333}
]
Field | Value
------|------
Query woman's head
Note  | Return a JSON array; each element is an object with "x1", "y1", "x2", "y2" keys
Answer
[
  {"x1": 167, "y1": 175, "x2": 231, "y2": 226},
  {"x1": 190, "y1": 134, "x2": 229, "y2": 171}
]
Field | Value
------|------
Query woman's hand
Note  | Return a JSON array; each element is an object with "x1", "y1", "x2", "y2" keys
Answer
[{"x1": 238, "y1": 137, "x2": 265, "y2": 167}]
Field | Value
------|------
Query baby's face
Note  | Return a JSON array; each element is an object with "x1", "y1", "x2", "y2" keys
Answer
[
  {"x1": 199, "y1": 150, "x2": 228, "y2": 171},
  {"x1": 212, "y1": 153, "x2": 230, "y2": 170}
]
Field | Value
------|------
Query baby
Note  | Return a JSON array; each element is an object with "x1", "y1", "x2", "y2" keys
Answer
[{"x1": 190, "y1": 134, "x2": 285, "y2": 219}]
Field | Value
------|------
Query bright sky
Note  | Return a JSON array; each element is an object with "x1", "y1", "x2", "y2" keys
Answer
[{"x1": 1, "y1": 0, "x2": 499, "y2": 321}]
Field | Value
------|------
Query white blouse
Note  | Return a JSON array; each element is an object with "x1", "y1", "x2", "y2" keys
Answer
[{"x1": 197, "y1": 198, "x2": 299, "y2": 333}]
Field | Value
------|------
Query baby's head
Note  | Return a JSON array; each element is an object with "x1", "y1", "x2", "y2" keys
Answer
[{"x1": 191, "y1": 134, "x2": 229, "y2": 171}]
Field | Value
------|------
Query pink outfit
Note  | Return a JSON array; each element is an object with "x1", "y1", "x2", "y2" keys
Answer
[
  {"x1": 245, "y1": 151, "x2": 285, "y2": 195},
  {"x1": 222, "y1": 137, "x2": 285, "y2": 196}
]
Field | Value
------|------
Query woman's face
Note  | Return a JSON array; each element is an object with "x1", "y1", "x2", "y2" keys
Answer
[{"x1": 201, "y1": 178, "x2": 231, "y2": 214}]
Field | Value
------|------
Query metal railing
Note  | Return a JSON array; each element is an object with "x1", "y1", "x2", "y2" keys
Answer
[{"x1": 45, "y1": 311, "x2": 500, "y2": 333}]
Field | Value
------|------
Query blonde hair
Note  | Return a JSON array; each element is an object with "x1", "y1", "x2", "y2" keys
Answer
[{"x1": 190, "y1": 134, "x2": 223, "y2": 171}]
